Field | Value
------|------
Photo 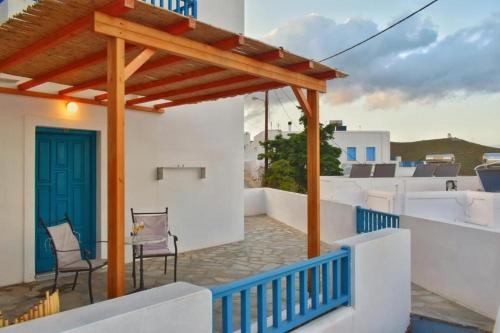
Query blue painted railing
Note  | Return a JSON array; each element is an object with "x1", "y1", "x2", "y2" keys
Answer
[
  {"x1": 146, "y1": 0, "x2": 197, "y2": 18},
  {"x1": 356, "y1": 206, "x2": 400, "y2": 234},
  {"x1": 210, "y1": 248, "x2": 351, "y2": 333},
  {"x1": 31, "y1": 0, "x2": 198, "y2": 18}
]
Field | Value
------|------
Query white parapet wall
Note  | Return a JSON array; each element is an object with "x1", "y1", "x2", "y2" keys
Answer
[
  {"x1": 401, "y1": 215, "x2": 500, "y2": 319},
  {"x1": 2, "y1": 283, "x2": 212, "y2": 333},
  {"x1": 294, "y1": 229, "x2": 411, "y2": 333},
  {"x1": 245, "y1": 188, "x2": 356, "y2": 244}
]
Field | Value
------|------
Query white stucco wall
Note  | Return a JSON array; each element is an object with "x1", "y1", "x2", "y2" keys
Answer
[
  {"x1": 295, "y1": 229, "x2": 411, "y2": 333},
  {"x1": 244, "y1": 188, "x2": 357, "y2": 245},
  {"x1": 331, "y1": 130, "x2": 391, "y2": 165},
  {"x1": 401, "y1": 215, "x2": 500, "y2": 319},
  {"x1": 0, "y1": 0, "x2": 245, "y2": 287},
  {"x1": 1, "y1": 282, "x2": 212, "y2": 333}
]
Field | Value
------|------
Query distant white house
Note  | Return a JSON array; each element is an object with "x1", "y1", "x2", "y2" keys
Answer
[{"x1": 244, "y1": 122, "x2": 392, "y2": 180}]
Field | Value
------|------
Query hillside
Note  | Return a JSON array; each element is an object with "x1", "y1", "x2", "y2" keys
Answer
[{"x1": 391, "y1": 138, "x2": 500, "y2": 175}]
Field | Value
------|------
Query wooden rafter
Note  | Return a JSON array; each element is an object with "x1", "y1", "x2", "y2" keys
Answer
[
  {"x1": 0, "y1": 87, "x2": 160, "y2": 113},
  {"x1": 93, "y1": 12, "x2": 326, "y2": 92},
  {"x1": 127, "y1": 60, "x2": 313, "y2": 106},
  {"x1": 154, "y1": 81, "x2": 285, "y2": 109},
  {"x1": 152, "y1": 69, "x2": 333, "y2": 110},
  {"x1": 95, "y1": 49, "x2": 284, "y2": 102},
  {"x1": 18, "y1": 16, "x2": 196, "y2": 91},
  {"x1": 0, "y1": 0, "x2": 134, "y2": 73},
  {"x1": 127, "y1": 74, "x2": 256, "y2": 105},
  {"x1": 291, "y1": 86, "x2": 312, "y2": 118},
  {"x1": 60, "y1": 34, "x2": 244, "y2": 96}
]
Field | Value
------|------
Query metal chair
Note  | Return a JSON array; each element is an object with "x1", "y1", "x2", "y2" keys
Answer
[
  {"x1": 39, "y1": 215, "x2": 107, "y2": 304},
  {"x1": 130, "y1": 208, "x2": 178, "y2": 288}
]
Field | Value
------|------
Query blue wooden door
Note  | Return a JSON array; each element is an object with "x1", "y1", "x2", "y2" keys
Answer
[{"x1": 35, "y1": 128, "x2": 97, "y2": 274}]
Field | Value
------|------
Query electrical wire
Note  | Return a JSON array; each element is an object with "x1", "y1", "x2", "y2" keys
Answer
[
  {"x1": 273, "y1": 90, "x2": 293, "y2": 122},
  {"x1": 318, "y1": 0, "x2": 439, "y2": 62}
]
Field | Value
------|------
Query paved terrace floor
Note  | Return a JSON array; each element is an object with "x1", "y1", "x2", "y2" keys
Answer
[{"x1": 0, "y1": 215, "x2": 495, "y2": 332}]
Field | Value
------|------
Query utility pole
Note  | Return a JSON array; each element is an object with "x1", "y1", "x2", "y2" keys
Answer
[{"x1": 264, "y1": 90, "x2": 269, "y2": 172}]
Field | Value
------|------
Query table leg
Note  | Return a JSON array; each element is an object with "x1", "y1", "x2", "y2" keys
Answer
[{"x1": 139, "y1": 244, "x2": 144, "y2": 290}]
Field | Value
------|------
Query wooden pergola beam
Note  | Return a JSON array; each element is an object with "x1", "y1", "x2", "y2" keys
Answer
[
  {"x1": 93, "y1": 12, "x2": 326, "y2": 92},
  {"x1": 18, "y1": 17, "x2": 195, "y2": 91},
  {"x1": 127, "y1": 59, "x2": 311, "y2": 106},
  {"x1": 127, "y1": 74, "x2": 256, "y2": 105},
  {"x1": 0, "y1": 0, "x2": 134, "y2": 72},
  {"x1": 0, "y1": 86, "x2": 159, "y2": 113},
  {"x1": 124, "y1": 48, "x2": 156, "y2": 80},
  {"x1": 154, "y1": 81, "x2": 285, "y2": 109},
  {"x1": 291, "y1": 87, "x2": 312, "y2": 118},
  {"x1": 95, "y1": 49, "x2": 284, "y2": 102},
  {"x1": 107, "y1": 37, "x2": 126, "y2": 298},
  {"x1": 306, "y1": 89, "x2": 321, "y2": 259},
  {"x1": 95, "y1": 67, "x2": 225, "y2": 101},
  {"x1": 60, "y1": 34, "x2": 243, "y2": 97}
]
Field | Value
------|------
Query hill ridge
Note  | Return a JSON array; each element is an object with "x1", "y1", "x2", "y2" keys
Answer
[{"x1": 391, "y1": 138, "x2": 500, "y2": 175}]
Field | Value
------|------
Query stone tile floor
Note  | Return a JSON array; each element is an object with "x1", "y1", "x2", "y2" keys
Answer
[{"x1": 0, "y1": 215, "x2": 495, "y2": 332}]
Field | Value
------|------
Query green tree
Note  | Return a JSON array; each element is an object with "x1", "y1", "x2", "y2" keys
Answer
[
  {"x1": 259, "y1": 115, "x2": 343, "y2": 193},
  {"x1": 263, "y1": 160, "x2": 301, "y2": 192}
]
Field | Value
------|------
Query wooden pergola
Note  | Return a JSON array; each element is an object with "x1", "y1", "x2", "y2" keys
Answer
[{"x1": 0, "y1": 0, "x2": 345, "y2": 298}]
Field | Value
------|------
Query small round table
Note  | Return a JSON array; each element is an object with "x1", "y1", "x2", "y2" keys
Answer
[{"x1": 125, "y1": 234, "x2": 166, "y2": 291}]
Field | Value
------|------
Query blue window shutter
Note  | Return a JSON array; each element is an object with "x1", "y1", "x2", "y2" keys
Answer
[
  {"x1": 366, "y1": 147, "x2": 376, "y2": 161},
  {"x1": 347, "y1": 147, "x2": 357, "y2": 161}
]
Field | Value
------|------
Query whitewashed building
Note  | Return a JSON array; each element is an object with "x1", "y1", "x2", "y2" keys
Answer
[{"x1": 0, "y1": 0, "x2": 245, "y2": 287}]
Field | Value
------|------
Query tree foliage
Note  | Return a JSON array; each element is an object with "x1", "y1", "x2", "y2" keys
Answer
[{"x1": 259, "y1": 115, "x2": 343, "y2": 193}]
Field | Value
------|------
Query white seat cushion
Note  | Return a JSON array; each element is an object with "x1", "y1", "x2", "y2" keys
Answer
[{"x1": 60, "y1": 259, "x2": 107, "y2": 271}]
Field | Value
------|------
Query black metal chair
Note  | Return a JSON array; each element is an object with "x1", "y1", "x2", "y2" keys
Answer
[
  {"x1": 130, "y1": 208, "x2": 178, "y2": 288},
  {"x1": 39, "y1": 215, "x2": 107, "y2": 303}
]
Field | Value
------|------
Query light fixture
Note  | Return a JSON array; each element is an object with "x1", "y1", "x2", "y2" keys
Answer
[{"x1": 66, "y1": 101, "x2": 78, "y2": 113}]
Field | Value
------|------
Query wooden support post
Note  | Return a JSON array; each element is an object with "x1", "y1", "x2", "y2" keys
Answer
[
  {"x1": 307, "y1": 89, "x2": 320, "y2": 259},
  {"x1": 107, "y1": 37, "x2": 126, "y2": 298}
]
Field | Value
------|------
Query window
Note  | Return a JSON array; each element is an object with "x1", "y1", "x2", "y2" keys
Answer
[
  {"x1": 347, "y1": 147, "x2": 357, "y2": 161},
  {"x1": 366, "y1": 147, "x2": 376, "y2": 161}
]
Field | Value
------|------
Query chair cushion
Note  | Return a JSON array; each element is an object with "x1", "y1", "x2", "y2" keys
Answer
[
  {"x1": 47, "y1": 223, "x2": 81, "y2": 268},
  {"x1": 60, "y1": 259, "x2": 108, "y2": 271},
  {"x1": 140, "y1": 247, "x2": 172, "y2": 257},
  {"x1": 133, "y1": 214, "x2": 169, "y2": 252}
]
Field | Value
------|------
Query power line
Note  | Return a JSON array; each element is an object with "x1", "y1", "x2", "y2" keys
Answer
[
  {"x1": 279, "y1": 88, "x2": 295, "y2": 105},
  {"x1": 273, "y1": 90, "x2": 293, "y2": 122},
  {"x1": 318, "y1": 0, "x2": 439, "y2": 63}
]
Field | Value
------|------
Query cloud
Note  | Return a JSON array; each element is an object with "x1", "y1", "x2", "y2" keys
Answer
[{"x1": 261, "y1": 13, "x2": 500, "y2": 108}]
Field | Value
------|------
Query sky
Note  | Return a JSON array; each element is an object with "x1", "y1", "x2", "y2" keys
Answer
[{"x1": 243, "y1": 0, "x2": 500, "y2": 147}]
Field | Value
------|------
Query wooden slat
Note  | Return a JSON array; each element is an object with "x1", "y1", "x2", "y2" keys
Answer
[
  {"x1": 154, "y1": 81, "x2": 285, "y2": 109},
  {"x1": 107, "y1": 37, "x2": 126, "y2": 299},
  {"x1": 127, "y1": 59, "x2": 307, "y2": 106},
  {"x1": 127, "y1": 74, "x2": 255, "y2": 105},
  {"x1": 0, "y1": 0, "x2": 134, "y2": 72},
  {"x1": 0, "y1": 86, "x2": 158, "y2": 113},
  {"x1": 95, "y1": 67, "x2": 225, "y2": 101},
  {"x1": 94, "y1": 12, "x2": 326, "y2": 92},
  {"x1": 18, "y1": 17, "x2": 196, "y2": 91},
  {"x1": 96, "y1": 48, "x2": 285, "y2": 102},
  {"x1": 307, "y1": 89, "x2": 320, "y2": 259},
  {"x1": 63, "y1": 34, "x2": 244, "y2": 97}
]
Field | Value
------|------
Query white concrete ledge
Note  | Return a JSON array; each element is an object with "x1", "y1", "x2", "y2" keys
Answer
[{"x1": 2, "y1": 282, "x2": 212, "y2": 333}]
